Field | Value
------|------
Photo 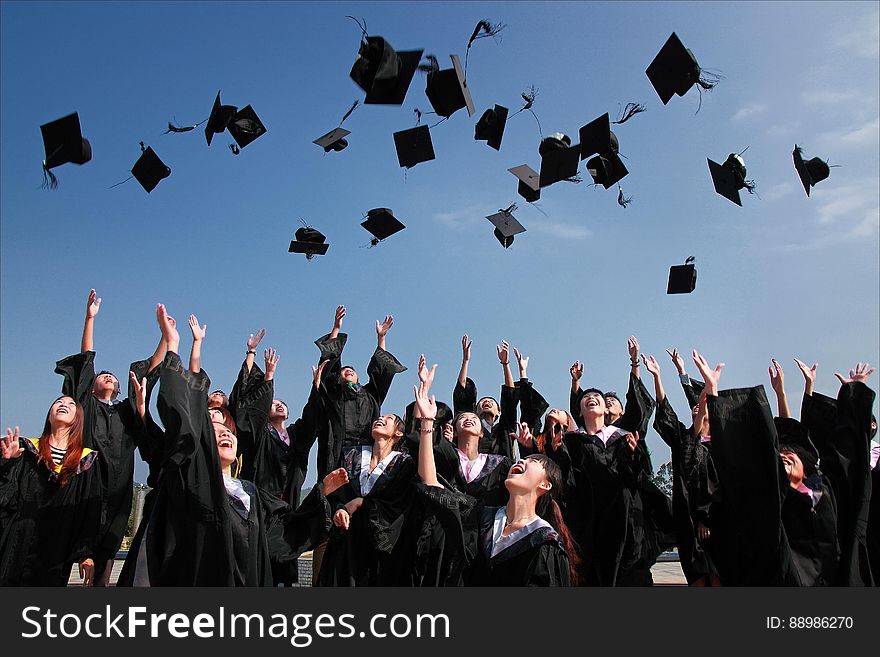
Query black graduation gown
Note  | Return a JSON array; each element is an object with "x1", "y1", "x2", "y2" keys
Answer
[
  {"x1": 119, "y1": 352, "x2": 329, "y2": 586},
  {"x1": 801, "y1": 382, "x2": 876, "y2": 586},
  {"x1": 868, "y1": 459, "x2": 880, "y2": 581},
  {"x1": 55, "y1": 351, "x2": 155, "y2": 562},
  {"x1": 452, "y1": 377, "x2": 518, "y2": 456},
  {"x1": 652, "y1": 397, "x2": 721, "y2": 584},
  {"x1": 0, "y1": 439, "x2": 102, "y2": 586},
  {"x1": 231, "y1": 362, "x2": 322, "y2": 507},
  {"x1": 317, "y1": 446, "x2": 415, "y2": 586},
  {"x1": 415, "y1": 484, "x2": 571, "y2": 586},
  {"x1": 706, "y1": 386, "x2": 840, "y2": 586},
  {"x1": 314, "y1": 332, "x2": 407, "y2": 478}
]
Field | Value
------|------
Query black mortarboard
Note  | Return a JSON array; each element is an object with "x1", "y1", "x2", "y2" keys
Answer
[
  {"x1": 708, "y1": 153, "x2": 755, "y2": 206},
  {"x1": 228, "y1": 105, "x2": 267, "y2": 149},
  {"x1": 509, "y1": 165, "x2": 541, "y2": 202},
  {"x1": 362, "y1": 208, "x2": 405, "y2": 244},
  {"x1": 667, "y1": 256, "x2": 697, "y2": 294},
  {"x1": 40, "y1": 112, "x2": 92, "y2": 169},
  {"x1": 314, "y1": 127, "x2": 351, "y2": 153},
  {"x1": 586, "y1": 153, "x2": 628, "y2": 189},
  {"x1": 425, "y1": 54, "x2": 476, "y2": 119},
  {"x1": 646, "y1": 32, "x2": 706, "y2": 105},
  {"x1": 393, "y1": 124, "x2": 435, "y2": 168},
  {"x1": 474, "y1": 104, "x2": 508, "y2": 151},
  {"x1": 350, "y1": 36, "x2": 424, "y2": 105},
  {"x1": 205, "y1": 91, "x2": 238, "y2": 146},
  {"x1": 539, "y1": 138, "x2": 581, "y2": 188},
  {"x1": 288, "y1": 226, "x2": 329, "y2": 259},
  {"x1": 792, "y1": 145, "x2": 830, "y2": 197},
  {"x1": 579, "y1": 113, "x2": 619, "y2": 160},
  {"x1": 131, "y1": 146, "x2": 171, "y2": 194},
  {"x1": 486, "y1": 208, "x2": 525, "y2": 248}
]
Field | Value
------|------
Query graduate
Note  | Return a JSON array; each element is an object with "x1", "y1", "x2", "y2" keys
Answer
[
  {"x1": 122, "y1": 304, "x2": 344, "y2": 586},
  {"x1": 413, "y1": 361, "x2": 576, "y2": 586},
  {"x1": 0, "y1": 398, "x2": 102, "y2": 586},
  {"x1": 53, "y1": 289, "x2": 165, "y2": 585}
]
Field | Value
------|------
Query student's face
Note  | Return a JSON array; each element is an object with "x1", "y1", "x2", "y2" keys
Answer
[
  {"x1": 340, "y1": 367, "x2": 359, "y2": 384},
  {"x1": 455, "y1": 412, "x2": 481, "y2": 436},
  {"x1": 208, "y1": 393, "x2": 227, "y2": 408},
  {"x1": 780, "y1": 449, "x2": 805, "y2": 486},
  {"x1": 371, "y1": 414, "x2": 401, "y2": 442},
  {"x1": 270, "y1": 400, "x2": 288, "y2": 421},
  {"x1": 50, "y1": 396, "x2": 78, "y2": 428},
  {"x1": 213, "y1": 422, "x2": 238, "y2": 468},
  {"x1": 580, "y1": 392, "x2": 605, "y2": 419},
  {"x1": 478, "y1": 397, "x2": 499, "y2": 416},
  {"x1": 93, "y1": 372, "x2": 119, "y2": 398},
  {"x1": 605, "y1": 396, "x2": 623, "y2": 419},
  {"x1": 505, "y1": 457, "x2": 551, "y2": 495}
]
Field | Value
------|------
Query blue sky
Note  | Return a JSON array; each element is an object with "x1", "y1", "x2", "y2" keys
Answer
[{"x1": 1, "y1": 1, "x2": 878, "y2": 486}]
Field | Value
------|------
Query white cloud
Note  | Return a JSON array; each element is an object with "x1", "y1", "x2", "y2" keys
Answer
[
  {"x1": 731, "y1": 103, "x2": 766, "y2": 123},
  {"x1": 800, "y1": 89, "x2": 862, "y2": 105},
  {"x1": 433, "y1": 207, "x2": 483, "y2": 230},
  {"x1": 529, "y1": 221, "x2": 592, "y2": 240},
  {"x1": 763, "y1": 182, "x2": 796, "y2": 202},
  {"x1": 766, "y1": 120, "x2": 802, "y2": 139},
  {"x1": 831, "y1": 13, "x2": 880, "y2": 58}
]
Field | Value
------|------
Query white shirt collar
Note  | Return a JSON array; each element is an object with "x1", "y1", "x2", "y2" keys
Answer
[
  {"x1": 359, "y1": 445, "x2": 400, "y2": 496},
  {"x1": 490, "y1": 507, "x2": 552, "y2": 557}
]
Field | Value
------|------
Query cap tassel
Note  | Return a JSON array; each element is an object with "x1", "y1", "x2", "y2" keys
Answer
[
  {"x1": 510, "y1": 86, "x2": 543, "y2": 139},
  {"x1": 617, "y1": 186, "x2": 632, "y2": 208},
  {"x1": 612, "y1": 102, "x2": 646, "y2": 125},
  {"x1": 501, "y1": 203, "x2": 518, "y2": 215},
  {"x1": 464, "y1": 19, "x2": 506, "y2": 79},
  {"x1": 40, "y1": 162, "x2": 58, "y2": 190},
  {"x1": 345, "y1": 15, "x2": 368, "y2": 39},
  {"x1": 340, "y1": 100, "x2": 359, "y2": 125},
  {"x1": 229, "y1": 144, "x2": 240, "y2": 155},
  {"x1": 162, "y1": 119, "x2": 198, "y2": 134}
]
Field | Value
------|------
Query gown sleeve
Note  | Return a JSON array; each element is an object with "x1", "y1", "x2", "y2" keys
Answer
[
  {"x1": 524, "y1": 542, "x2": 571, "y2": 586},
  {"x1": 55, "y1": 351, "x2": 98, "y2": 449},
  {"x1": 517, "y1": 378, "x2": 550, "y2": 435},
  {"x1": 453, "y1": 377, "x2": 478, "y2": 415},
  {"x1": 363, "y1": 347, "x2": 407, "y2": 407}
]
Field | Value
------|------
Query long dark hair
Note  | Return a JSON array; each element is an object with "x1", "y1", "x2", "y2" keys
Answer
[
  {"x1": 528, "y1": 454, "x2": 581, "y2": 586},
  {"x1": 37, "y1": 397, "x2": 85, "y2": 487}
]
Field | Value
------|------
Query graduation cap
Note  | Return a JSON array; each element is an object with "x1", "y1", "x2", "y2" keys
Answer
[
  {"x1": 314, "y1": 127, "x2": 351, "y2": 153},
  {"x1": 579, "y1": 113, "x2": 619, "y2": 160},
  {"x1": 538, "y1": 134, "x2": 581, "y2": 188},
  {"x1": 393, "y1": 124, "x2": 435, "y2": 169},
  {"x1": 486, "y1": 205, "x2": 525, "y2": 248},
  {"x1": 131, "y1": 146, "x2": 171, "y2": 194},
  {"x1": 509, "y1": 165, "x2": 541, "y2": 202},
  {"x1": 350, "y1": 34, "x2": 424, "y2": 105},
  {"x1": 362, "y1": 208, "x2": 405, "y2": 245},
  {"x1": 792, "y1": 145, "x2": 830, "y2": 197},
  {"x1": 228, "y1": 105, "x2": 267, "y2": 149},
  {"x1": 667, "y1": 256, "x2": 697, "y2": 294},
  {"x1": 425, "y1": 54, "x2": 476, "y2": 119},
  {"x1": 474, "y1": 104, "x2": 508, "y2": 151},
  {"x1": 707, "y1": 152, "x2": 756, "y2": 206},
  {"x1": 289, "y1": 225, "x2": 329, "y2": 260},
  {"x1": 39, "y1": 112, "x2": 92, "y2": 189},
  {"x1": 205, "y1": 91, "x2": 238, "y2": 146},
  {"x1": 586, "y1": 153, "x2": 629, "y2": 189},
  {"x1": 646, "y1": 32, "x2": 717, "y2": 105}
]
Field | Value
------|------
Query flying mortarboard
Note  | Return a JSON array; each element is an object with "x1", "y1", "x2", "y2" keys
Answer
[
  {"x1": 509, "y1": 165, "x2": 541, "y2": 202},
  {"x1": 425, "y1": 54, "x2": 476, "y2": 119},
  {"x1": 131, "y1": 146, "x2": 171, "y2": 194},
  {"x1": 486, "y1": 205, "x2": 525, "y2": 248},
  {"x1": 707, "y1": 152, "x2": 755, "y2": 206},
  {"x1": 228, "y1": 105, "x2": 267, "y2": 149},
  {"x1": 362, "y1": 208, "x2": 405, "y2": 245},
  {"x1": 792, "y1": 145, "x2": 830, "y2": 197},
  {"x1": 350, "y1": 34, "x2": 424, "y2": 105},
  {"x1": 474, "y1": 104, "x2": 509, "y2": 151},
  {"x1": 646, "y1": 32, "x2": 717, "y2": 105},
  {"x1": 586, "y1": 152, "x2": 629, "y2": 189},
  {"x1": 289, "y1": 225, "x2": 329, "y2": 259},
  {"x1": 393, "y1": 124, "x2": 435, "y2": 169},
  {"x1": 39, "y1": 112, "x2": 92, "y2": 189},
  {"x1": 667, "y1": 256, "x2": 697, "y2": 294},
  {"x1": 579, "y1": 113, "x2": 619, "y2": 160},
  {"x1": 314, "y1": 127, "x2": 351, "y2": 153},
  {"x1": 538, "y1": 133, "x2": 581, "y2": 188},
  {"x1": 205, "y1": 91, "x2": 238, "y2": 146}
]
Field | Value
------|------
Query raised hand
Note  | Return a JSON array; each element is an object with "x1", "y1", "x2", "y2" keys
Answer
[
  {"x1": 264, "y1": 348, "x2": 280, "y2": 378},
  {"x1": 628, "y1": 336, "x2": 640, "y2": 363},
  {"x1": 129, "y1": 372, "x2": 147, "y2": 419},
  {"x1": 496, "y1": 340, "x2": 510, "y2": 365},
  {"x1": 510, "y1": 421, "x2": 534, "y2": 448},
  {"x1": 835, "y1": 362, "x2": 876, "y2": 385},
  {"x1": 570, "y1": 360, "x2": 584, "y2": 383},
  {"x1": 692, "y1": 351, "x2": 724, "y2": 395},
  {"x1": 413, "y1": 381, "x2": 438, "y2": 420},
  {"x1": 333, "y1": 508, "x2": 351, "y2": 530},
  {"x1": 666, "y1": 348, "x2": 686, "y2": 375},
  {"x1": 625, "y1": 431, "x2": 640, "y2": 452},
  {"x1": 247, "y1": 328, "x2": 266, "y2": 352},
  {"x1": 513, "y1": 347, "x2": 529, "y2": 377},
  {"x1": 551, "y1": 423, "x2": 565, "y2": 450},
  {"x1": 461, "y1": 334, "x2": 472, "y2": 361},
  {"x1": 333, "y1": 305, "x2": 346, "y2": 331},
  {"x1": 417, "y1": 354, "x2": 429, "y2": 384},
  {"x1": 1, "y1": 426, "x2": 23, "y2": 460},
  {"x1": 641, "y1": 354, "x2": 661, "y2": 377},
  {"x1": 793, "y1": 358, "x2": 817, "y2": 384},
  {"x1": 188, "y1": 314, "x2": 206, "y2": 342},
  {"x1": 322, "y1": 467, "x2": 349, "y2": 496},
  {"x1": 85, "y1": 288, "x2": 102, "y2": 319},
  {"x1": 442, "y1": 423, "x2": 454, "y2": 442},
  {"x1": 156, "y1": 304, "x2": 179, "y2": 349},
  {"x1": 79, "y1": 557, "x2": 94, "y2": 587},
  {"x1": 768, "y1": 359, "x2": 785, "y2": 395},
  {"x1": 376, "y1": 315, "x2": 394, "y2": 337},
  {"x1": 312, "y1": 359, "x2": 328, "y2": 390}
]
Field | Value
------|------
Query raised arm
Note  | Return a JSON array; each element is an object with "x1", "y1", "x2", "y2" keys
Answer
[
  {"x1": 376, "y1": 313, "x2": 393, "y2": 352},
  {"x1": 188, "y1": 314, "x2": 207, "y2": 374},
  {"x1": 768, "y1": 359, "x2": 790, "y2": 419},
  {"x1": 497, "y1": 340, "x2": 514, "y2": 388},
  {"x1": 414, "y1": 360, "x2": 442, "y2": 488},
  {"x1": 458, "y1": 335, "x2": 471, "y2": 388},
  {"x1": 329, "y1": 305, "x2": 345, "y2": 340},
  {"x1": 244, "y1": 328, "x2": 266, "y2": 374},
  {"x1": 80, "y1": 288, "x2": 101, "y2": 353},
  {"x1": 628, "y1": 336, "x2": 641, "y2": 380},
  {"x1": 692, "y1": 351, "x2": 724, "y2": 397},
  {"x1": 642, "y1": 354, "x2": 665, "y2": 403},
  {"x1": 793, "y1": 358, "x2": 817, "y2": 397}
]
